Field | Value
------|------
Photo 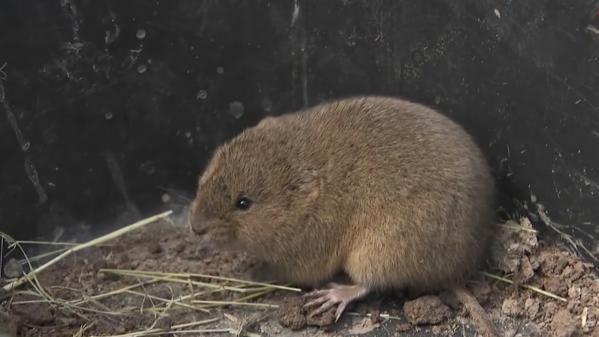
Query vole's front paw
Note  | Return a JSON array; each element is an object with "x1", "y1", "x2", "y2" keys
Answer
[{"x1": 303, "y1": 283, "x2": 370, "y2": 322}]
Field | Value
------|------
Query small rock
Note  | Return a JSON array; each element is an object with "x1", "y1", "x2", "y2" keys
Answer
[
  {"x1": 306, "y1": 306, "x2": 336, "y2": 328},
  {"x1": 551, "y1": 309, "x2": 580, "y2": 337},
  {"x1": 403, "y1": 295, "x2": 450, "y2": 325},
  {"x1": 517, "y1": 218, "x2": 538, "y2": 251},
  {"x1": 543, "y1": 276, "x2": 568, "y2": 297},
  {"x1": 501, "y1": 298, "x2": 522, "y2": 317},
  {"x1": 518, "y1": 256, "x2": 535, "y2": 282},
  {"x1": 524, "y1": 298, "x2": 540, "y2": 319},
  {"x1": 277, "y1": 296, "x2": 307, "y2": 330}
]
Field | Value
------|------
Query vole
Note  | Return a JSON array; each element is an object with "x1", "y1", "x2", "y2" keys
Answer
[{"x1": 189, "y1": 96, "x2": 496, "y2": 326}]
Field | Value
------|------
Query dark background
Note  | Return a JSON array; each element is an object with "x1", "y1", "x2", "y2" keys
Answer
[{"x1": 0, "y1": 0, "x2": 598, "y2": 263}]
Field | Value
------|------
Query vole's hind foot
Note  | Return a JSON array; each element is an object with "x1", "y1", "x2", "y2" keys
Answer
[{"x1": 303, "y1": 283, "x2": 370, "y2": 322}]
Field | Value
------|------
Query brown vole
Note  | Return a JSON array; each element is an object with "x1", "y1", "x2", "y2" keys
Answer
[{"x1": 189, "y1": 96, "x2": 495, "y2": 322}]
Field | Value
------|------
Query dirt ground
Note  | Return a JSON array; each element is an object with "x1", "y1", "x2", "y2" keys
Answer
[{"x1": 0, "y1": 214, "x2": 597, "y2": 337}]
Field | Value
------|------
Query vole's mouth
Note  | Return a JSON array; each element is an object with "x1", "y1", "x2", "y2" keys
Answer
[
  {"x1": 188, "y1": 214, "x2": 214, "y2": 236},
  {"x1": 198, "y1": 227, "x2": 236, "y2": 249}
]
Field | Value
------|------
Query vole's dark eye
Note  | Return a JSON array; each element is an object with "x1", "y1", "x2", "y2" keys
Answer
[{"x1": 235, "y1": 197, "x2": 252, "y2": 211}]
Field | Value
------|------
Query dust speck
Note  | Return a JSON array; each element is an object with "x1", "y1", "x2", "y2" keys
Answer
[
  {"x1": 229, "y1": 101, "x2": 245, "y2": 119},
  {"x1": 136, "y1": 29, "x2": 146, "y2": 40},
  {"x1": 196, "y1": 90, "x2": 208, "y2": 100}
]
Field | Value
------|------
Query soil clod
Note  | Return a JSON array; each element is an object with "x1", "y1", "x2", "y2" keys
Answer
[{"x1": 403, "y1": 295, "x2": 451, "y2": 325}]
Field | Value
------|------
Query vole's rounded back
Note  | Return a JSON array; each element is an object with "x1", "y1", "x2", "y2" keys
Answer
[{"x1": 190, "y1": 96, "x2": 495, "y2": 293}]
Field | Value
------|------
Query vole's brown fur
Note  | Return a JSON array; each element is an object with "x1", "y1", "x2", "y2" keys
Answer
[{"x1": 190, "y1": 96, "x2": 495, "y2": 296}]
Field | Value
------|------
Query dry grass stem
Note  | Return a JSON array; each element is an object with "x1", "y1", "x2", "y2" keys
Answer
[
  {"x1": 95, "y1": 317, "x2": 221, "y2": 337},
  {"x1": 191, "y1": 300, "x2": 278, "y2": 308},
  {"x1": 2, "y1": 210, "x2": 173, "y2": 292},
  {"x1": 101, "y1": 269, "x2": 302, "y2": 292},
  {"x1": 3, "y1": 211, "x2": 295, "y2": 336},
  {"x1": 73, "y1": 321, "x2": 97, "y2": 337},
  {"x1": 481, "y1": 271, "x2": 567, "y2": 302},
  {"x1": 99, "y1": 269, "x2": 248, "y2": 292},
  {"x1": 14, "y1": 240, "x2": 82, "y2": 246},
  {"x1": 125, "y1": 289, "x2": 210, "y2": 312},
  {"x1": 233, "y1": 288, "x2": 277, "y2": 303},
  {"x1": 18, "y1": 247, "x2": 71, "y2": 264},
  {"x1": 71, "y1": 280, "x2": 158, "y2": 306}
]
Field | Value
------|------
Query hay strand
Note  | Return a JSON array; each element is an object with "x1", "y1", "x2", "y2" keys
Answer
[
  {"x1": 2, "y1": 210, "x2": 172, "y2": 292},
  {"x1": 100, "y1": 269, "x2": 302, "y2": 292},
  {"x1": 481, "y1": 271, "x2": 567, "y2": 302},
  {"x1": 191, "y1": 300, "x2": 278, "y2": 308},
  {"x1": 94, "y1": 317, "x2": 221, "y2": 337}
]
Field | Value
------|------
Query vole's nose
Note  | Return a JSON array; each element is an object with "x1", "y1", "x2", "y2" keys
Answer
[
  {"x1": 191, "y1": 220, "x2": 207, "y2": 235},
  {"x1": 188, "y1": 201, "x2": 207, "y2": 235}
]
